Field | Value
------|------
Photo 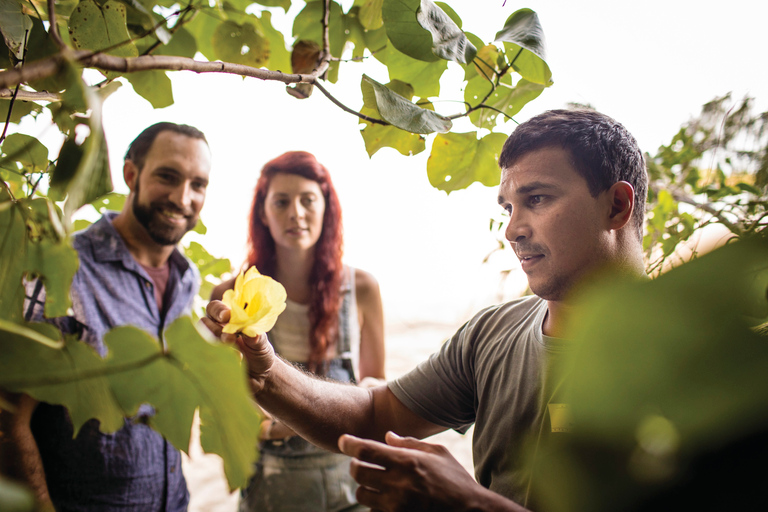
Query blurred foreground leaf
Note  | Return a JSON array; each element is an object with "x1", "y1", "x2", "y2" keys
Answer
[{"x1": 531, "y1": 236, "x2": 768, "y2": 512}]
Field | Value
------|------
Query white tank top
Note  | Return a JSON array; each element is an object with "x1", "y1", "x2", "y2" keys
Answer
[{"x1": 269, "y1": 266, "x2": 361, "y2": 375}]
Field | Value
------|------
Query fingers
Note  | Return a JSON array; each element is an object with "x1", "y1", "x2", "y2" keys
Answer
[
  {"x1": 206, "y1": 300, "x2": 231, "y2": 324},
  {"x1": 385, "y1": 431, "x2": 445, "y2": 455}
]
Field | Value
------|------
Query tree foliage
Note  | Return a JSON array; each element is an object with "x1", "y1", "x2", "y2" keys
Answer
[
  {"x1": 0, "y1": 0, "x2": 554, "y2": 505},
  {"x1": 644, "y1": 94, "x2": 768, "y2": 273}
]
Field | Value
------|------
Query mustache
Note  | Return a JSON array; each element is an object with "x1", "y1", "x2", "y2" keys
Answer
[
  {"x1": 512, "y1": 242, "x2": 547, "y2": 256},
  {"x1": 152, "y1": 201, "x2": 193, "y2": 218}
]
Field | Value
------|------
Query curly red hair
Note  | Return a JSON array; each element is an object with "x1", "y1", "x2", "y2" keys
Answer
[{"x1": 247, "y1": 151, "x2": 344, "y2": 372}]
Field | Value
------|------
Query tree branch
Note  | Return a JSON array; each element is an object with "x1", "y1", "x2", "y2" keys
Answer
[
  {"x1": 312, "y1": 80, "x2": 387, "y2": 125},
  {"x1": 651, "y1": 181, "x2": 743, "y2": 234},
  {"x1": 0, "y1": 89, "x2": 60, "y2": 102},
  {"x1": 46, "y1": 0, "x2": 67, "y2": 50}
]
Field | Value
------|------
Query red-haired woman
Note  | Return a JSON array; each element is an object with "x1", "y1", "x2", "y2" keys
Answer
[{"x1": 212, "y1": 151, "x2": 385, "y2": 512}]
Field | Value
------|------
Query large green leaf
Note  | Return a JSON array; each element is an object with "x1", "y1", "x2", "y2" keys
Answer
[
  {"x1": 0, "y1": 99, "x2": 42, "y2": 124},
  {"x1": 0, "y1": 0, "x2": 33, "y2": 60},
  {"x1": 427, "y1": 131, "x2": 506, "y2": 192},
  {"x1": 25, "y1": 17, "x2": 70, "y2": 93},
  {"x1": 494, "y1": 8, "x2": 552, "y2": 86},
  {"x1": 68, "y1": 0, "x2": 139, "y2": 80},
  {"x1": 345, "y1": 6, "x2": 368, "y2": 61},
  {"x1": 261, "y1": 10, "x2": 291, "y2": 73},
  {"x1": 359, "y1": 0, "x2": 384, "y2": 30},
  {"x1": 0, "y1": 133, "x2": 49, "y2": 173},
  {"x1": 186, "y1": 7, "x2": 219, "y2": 61},
  {"x1": 154, "y1": 26, "x2": 197, "y2": 59},
  {"x1": 465, "y1": 74, "x2": 545, "y2": 129},
  {"x1": 0, "y1": 316, "x2": 261, "y2": 490},
  {"x1": 50, "y1": 123, "x2": 112, "y2": 222},
  {"x1": 361, "y1": 74, "x2": 450, "y2": 134},
  {"x1": 0, "y1": 199, "x2": 79, "y2": 322},
  {"x1": 531, "y1": 236, "x2": 768, "y2": 512},
  {"x1": 377, "y1": 44, "x2": 447, "y2": 98},
  {"x1": 252, "y1": 0, "x2": 290, "y2": 10},
  {"x1": 212, "y1": 19, "x2": 270, "y2": 68},
  {"x1": 125, "y1": 70, "x2": 174, "y2": 109},
  {"x1": 382, "y1": 0, "x2": 474, "y2": 64}
]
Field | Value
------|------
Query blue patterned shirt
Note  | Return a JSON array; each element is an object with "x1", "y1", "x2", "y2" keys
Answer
[{"x1": 25, "y1": 213, "x2": 199, "y2": 511}]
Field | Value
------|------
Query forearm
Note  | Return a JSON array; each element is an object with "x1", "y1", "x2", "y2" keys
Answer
[
  {"x1": 253, "y1": 356, "x2": 383, "y2": 451},
  {"x1": 0, "y1": 393, "x2": 52, "y2": 506}
]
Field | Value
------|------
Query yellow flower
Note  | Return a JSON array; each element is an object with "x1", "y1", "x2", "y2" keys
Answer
[{"x1": 221, "y1": 267, "x2": 287, "y2": 337}]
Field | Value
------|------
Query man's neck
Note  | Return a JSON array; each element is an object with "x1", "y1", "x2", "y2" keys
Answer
[{"x1": 111, "y1": 211, "x2": 174, "y2": 268}]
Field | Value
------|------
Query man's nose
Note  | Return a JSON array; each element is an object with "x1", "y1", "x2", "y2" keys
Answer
[
  {"x1": 169, "y1": 182, "x2": 192, "y2": 210},
  {"x1": 505, "y1": 209, "x2": 531, "y2": 243}
]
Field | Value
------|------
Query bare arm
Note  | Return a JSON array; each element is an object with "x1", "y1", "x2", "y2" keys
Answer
[
  {"x1": 0, "y1": 393, "x2": 53, "y2": 510},
  {"x1": 202, "y1": 301, "x2": 445, "y2": 451},
  {"x1": 354, "y1": 268, "x2": 385, "y2": 382}
]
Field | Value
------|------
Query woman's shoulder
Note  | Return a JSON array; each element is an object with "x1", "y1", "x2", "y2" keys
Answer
[
  {"x1": 352, "y1": 267, "x2": 380, "y2": 298},
  {"x1": 210, "y1": 276, "x2": 236, "y2": 301}
]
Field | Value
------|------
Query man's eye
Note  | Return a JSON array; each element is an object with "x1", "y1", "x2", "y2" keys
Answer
[{"x1": 529, "y1": 195, "x2": 544, "y2": 205}]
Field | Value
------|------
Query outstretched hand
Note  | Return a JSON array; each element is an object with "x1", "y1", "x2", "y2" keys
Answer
[
  {"x1": 201, "y1": 300, "x2": 276, "y2": 394},
  {"x1": 338, "y1": 431, "x2": 486, "y2": 512}
]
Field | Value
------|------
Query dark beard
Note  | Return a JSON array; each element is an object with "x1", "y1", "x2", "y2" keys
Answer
[{"x1": 132, "y1": 183, "x2": 195, "y2": 246}]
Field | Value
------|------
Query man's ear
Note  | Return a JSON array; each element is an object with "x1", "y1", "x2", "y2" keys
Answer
[
  {"x1": 607, "y1": 181, "x2": 635, "y2": 230},
  {"x1": 124, "y1": 160, "x2": 139, "y2": 192}
]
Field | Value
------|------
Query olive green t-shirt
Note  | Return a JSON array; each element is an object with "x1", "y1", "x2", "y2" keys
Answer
[{"x1": 388, "y1": 295, "x2": 571, "y2": 506}]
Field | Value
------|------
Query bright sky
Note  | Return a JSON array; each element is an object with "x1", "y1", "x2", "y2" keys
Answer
[{"x1": 23, "y1": 0, "x2": 768, "y2": 326}]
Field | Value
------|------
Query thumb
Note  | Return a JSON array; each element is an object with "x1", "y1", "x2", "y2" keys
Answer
[
  {"x1": 385, "y1": 431, "x2": 427, "y2": 450},
  {"x1": 206, "y1": 300, "x2": 231, "y2": 323}
]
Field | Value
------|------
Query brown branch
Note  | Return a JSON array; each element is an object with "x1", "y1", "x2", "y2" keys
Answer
[
  {"x1": 312, "y1": 80, "x2": 387, "y2": 125},
  {"x1": 651, "y1": 181, "x2": 743, "y2": 234},
  {"x1": 0, "y1": 52, "x2": 322, "y2": 90},
  {"x1": 0, "y1": 88, "x2": 60, "y2": 102},
  {"x1": 46, "y1": 0, "x2": 66, "y2": 50}
]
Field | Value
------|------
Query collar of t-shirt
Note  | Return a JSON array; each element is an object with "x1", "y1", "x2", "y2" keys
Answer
[{"x1": 140, "y1": 261, "x2": 171, "y2": 313}]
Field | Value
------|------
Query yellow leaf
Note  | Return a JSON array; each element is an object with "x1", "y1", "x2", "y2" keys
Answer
[{"x1": 221, "y1": 267, "x2": 286, "y2": 337}]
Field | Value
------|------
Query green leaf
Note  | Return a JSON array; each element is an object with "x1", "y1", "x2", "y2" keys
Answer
[
  {"x1": 25, "y1": 18, "x2": 71, "y2": 93},
  {"x1": 382, "y1": 0, "x2": 436, "y2": 62},
  {"x1": 0, "y1": 199, "x2": 79, "y2": 322},
  {"x1": 49, "y1": 122, "x2": 113, "y2": 222},
  {"x1": 261, "y1": 10, "x2": 291, "y2": 73},
  {"x1": 67, "y1": 0, "x2": 139, "y2": 80},
  {"x1": 377, "y1": 44, "x2": 447, "y2": 98},
  {"x1": 382, "y1": 0, "x2": 475, "y2": 63},
  {"x1": 125, "y1": 70, "x2": 174, "y2": 109},
  {"x1": 532, "y1": 237, "x2": 768, "y2": 511},
  {"x1": 251, "y1": 0, "x2": 291, "y2": 10},
  {"x1": 212, "y1": 19, "x2": 270, "y2": 68},
  {"x1": 186, "y1": 7, "x2": 219, "y2": 61},
  {"x1": 1, "y1": 133, "x2": 49, "y2": 173},
  {"x1": 345, "y1": 6, "x2": 368, "y2": 61},
  {"x1": 90, "y1": 191, "x2": 126, "y2": 213},
  {"x1": 359, "y1": 0, "x2": 383, "y2": 30},
  {"x1": 465, "y1": 75, "x2": 545, "y2": 129},
  {"x1": 0, "y1": 0, "x2": 33, "y2": 60},
  {"x1": 0, "y1": 475, "x2": 34, "y2": 512},
  {"x1": 0, "y1": 99, "x2": 42, "y2": 124},
  {"x1": 153, "y1": 26, "x2": 197, "y2": 59},
  {"x1": 0, "y1": 316, "x2": 261, "y2": 490},
  {"x1": 494, "y1": 8, "x2": 552, "y2": 86},
  {"x1": 361, "y1": 74, "x2": 451, "y2": 134},
  {"x1": 427, "y1": 131, "x2": 506, "y2": 192}
]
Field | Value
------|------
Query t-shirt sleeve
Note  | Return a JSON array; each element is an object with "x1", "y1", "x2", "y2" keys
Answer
[{"x1": 388, "y1": 312, "x2": 486, "y2": 434}]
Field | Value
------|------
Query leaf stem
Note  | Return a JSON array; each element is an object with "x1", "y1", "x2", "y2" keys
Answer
[
  {"x1": 312, "y1": 80, "x2": 388, "y2": 125},
  {"x1": 46, "y1": 0, "x2": 67, "y2": 50}
]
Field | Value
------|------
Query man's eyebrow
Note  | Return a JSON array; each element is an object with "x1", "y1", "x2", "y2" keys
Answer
[{"x1": 515, "y1": 181, "x2": 558, "y2": 195}]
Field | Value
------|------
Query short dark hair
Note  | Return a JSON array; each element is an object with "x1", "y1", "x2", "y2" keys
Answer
[
  {"x1": 499, "y1": 109, "x2": 647, "y2": 240},
  {"x1": 124, "y1": 122, "x2": 207, "y2": 171}
]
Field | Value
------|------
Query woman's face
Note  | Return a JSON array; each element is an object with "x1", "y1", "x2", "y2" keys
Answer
[{"x1": 260, "y1": 173, "x2": 326, "y2": 252}]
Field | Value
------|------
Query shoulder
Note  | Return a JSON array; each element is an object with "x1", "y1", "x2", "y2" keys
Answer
[
  {"x1": 211, "y1": 276, "x2": 236, "y2": 301},
  {"x1": 353, "y1": 268, "x2": 381, "y2": 302},
  {"x1": 458, "y1": 295, "x2": 546, "y2": 343}
]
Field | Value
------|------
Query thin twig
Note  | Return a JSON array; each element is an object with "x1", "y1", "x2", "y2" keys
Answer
[
  {"x1": 46, "y1": 0, "x2": 66, "y2": 50},
  {"x1": 0, "y1": 89, "x2": 61, "y2": 102},
  {"x1": 313, "y1": 80, "x2": 387, "y2": 125}
]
